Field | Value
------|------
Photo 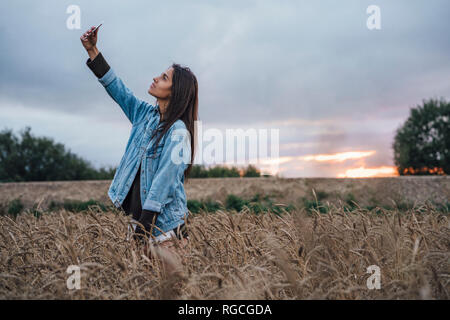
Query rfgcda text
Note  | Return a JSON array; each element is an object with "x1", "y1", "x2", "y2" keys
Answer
[{"x1": 178, "y1": 304, "x2": 272, "y2": 317}]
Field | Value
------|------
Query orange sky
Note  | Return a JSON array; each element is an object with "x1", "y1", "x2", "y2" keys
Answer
[{"x1": 255, "y1": 150, "x2": 399, "y2": 178}]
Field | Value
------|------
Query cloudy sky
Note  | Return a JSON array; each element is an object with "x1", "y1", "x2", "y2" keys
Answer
[{"x1": 1, "y1": 0, "x2": 449, "y2": 177}]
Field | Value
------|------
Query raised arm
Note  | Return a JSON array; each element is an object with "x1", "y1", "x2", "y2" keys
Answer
[{"x1": 81, "y1": 26, "x2": 153, "y2": 125}]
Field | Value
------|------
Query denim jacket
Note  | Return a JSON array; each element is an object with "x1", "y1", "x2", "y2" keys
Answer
[{"x1": 97, "y1": 68, "x2": 191, "y2": 236}]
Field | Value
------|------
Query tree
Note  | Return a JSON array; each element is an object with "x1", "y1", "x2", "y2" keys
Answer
[
  {"x1": 187, "y1": 164, "x2": 261, "y2": 178},
  {"x1": 188, "y1": 164, "x2": 209, "y2": 178},
  {"x1": 392, "y1": 98, "x2": 449, "y2": 175},
  {"x1": 207, "y1": 165, "x2": 240, "y2": 178},
  {"x1": 243, "y1": 164, "x2": 261, "y2": 177},
  {"x1": 0, "y1": 126, "x2": 116, "y2": 182}
]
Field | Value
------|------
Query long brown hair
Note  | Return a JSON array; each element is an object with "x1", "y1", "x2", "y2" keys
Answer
[{"x1": 150, "y1": 63, "x2": 198, "y2": 180}]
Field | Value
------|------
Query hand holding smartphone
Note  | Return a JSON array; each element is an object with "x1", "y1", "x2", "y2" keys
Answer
[
  {"x1": 81, "y1": 22, "x2": 103, "y2": 53},
  {"x1": 81, "y1": 21, "x2": 103, "y2": 41},
  {"x1": 92, "y1": 22, "x2": 103, "y2": 34}
]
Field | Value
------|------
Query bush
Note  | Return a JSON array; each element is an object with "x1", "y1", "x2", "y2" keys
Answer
[
  {"x1": 7, "y1": 198, "x2": 24, "y2": 217},
  {"x1": 315, "y1": 190, "x2": 329, "y2": 201},
  {"x1": 24, "y1": 204, "x2": 43, "y2": 219},
  {"x1": 243, "y1": 165, "x2": 261, "y2": 177},
  {"x1": 187, "y1": 199, "x2": 203, "y2": 214},
  {"x1": 48, "y1": 199, "x2": 109, "y2": 213},
  {"x1": 301, "y1": 197, "x2": 329, "y2": 215},
  {"x1": 343, "y1": 193, "x2": 357, "y2": 212},
  {"x1": 187, "y1": 199, "x2": 222, "y2": 214},
  {"x1": 225, "y1": 194, "x2": 247, "y2": 212},
  {"x1": 188, "y1": 193, "x2": 293, "y2": 215}
]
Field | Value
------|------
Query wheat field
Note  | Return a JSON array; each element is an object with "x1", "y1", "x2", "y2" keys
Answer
[
  {"x1": 0, "y1": 201, "x2": 448, "y2": 299},
  {"x1": 1, "y1": 176, "x2": 448, "y2": 213}
]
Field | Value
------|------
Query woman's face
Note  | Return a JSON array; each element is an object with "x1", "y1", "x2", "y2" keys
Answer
[{"x1": 148, "y1": 67, "x2": 174, "y2": 99}]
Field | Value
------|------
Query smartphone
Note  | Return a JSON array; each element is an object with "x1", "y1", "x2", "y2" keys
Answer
[
  {"x1": 86, "y1": 22, "x2": 103, "y2": 37},
  {"x1": 92, "y1": 22, "x2": 103, "y2": 33}
]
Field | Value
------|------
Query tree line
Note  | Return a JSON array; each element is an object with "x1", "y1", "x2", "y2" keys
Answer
[
  {"x1": 0, "y1": 126, "x2": 264, "y2": 182},
  {"x1": 0, "y1": 127, "x2": 116, "y2": 182},
  {"x1": 0, "y1": 98, "x2": 447, "y2": 182}
]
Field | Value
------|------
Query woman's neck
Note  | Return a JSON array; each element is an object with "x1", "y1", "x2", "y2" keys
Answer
[{"x1": 157, "y1": 99, "x2": 169, "y2": 121}]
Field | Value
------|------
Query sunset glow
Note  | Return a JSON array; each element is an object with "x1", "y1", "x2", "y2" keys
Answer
[
  {"x1": 402, "y1": 167, "x2": 445, "y2": 175},
  {"x1": 337, "y1": 166, "x2": 398, "y2": 178},
  {"x1": 299, "y1": 151, "x2": 376, "y2": 162},
  {"x1": 258, "y1": 156, "x2": 294, "y2": 166}
]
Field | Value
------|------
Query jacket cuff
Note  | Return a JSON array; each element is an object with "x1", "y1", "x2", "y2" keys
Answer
[
  {"x1": 98, "y1": 68, "x2": 116, "y2": 87},
  {"x1": 86, "y1": 52, "x2": 111, "y2": 78},
  {"x1": 142, "y1": 199, "x2": 162, "y2": 213}
]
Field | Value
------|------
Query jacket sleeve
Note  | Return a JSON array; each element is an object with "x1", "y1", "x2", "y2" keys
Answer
[
  {"x1": 142, "y1": 126, "x2": 191, "y2": 213},
  {"x1": 86, "y1": 52, "x2": 154, "y2": 125}
]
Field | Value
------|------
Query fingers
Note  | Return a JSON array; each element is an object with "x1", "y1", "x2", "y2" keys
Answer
[
  {"x1": 85, "y1": 26, "x2": 95, "y2": 38},
  {"x1": 80, "y1": 26, "x2": 96, "y2": 41}
]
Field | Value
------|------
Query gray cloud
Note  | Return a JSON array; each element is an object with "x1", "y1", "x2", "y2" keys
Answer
[{"x1": 0, "y1": 0, "x2": 449, "y2": 176}]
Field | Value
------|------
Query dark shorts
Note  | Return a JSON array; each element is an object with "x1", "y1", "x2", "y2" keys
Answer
[{"x1": 122, "y1": 207, "x2": 189, "y2": 241}]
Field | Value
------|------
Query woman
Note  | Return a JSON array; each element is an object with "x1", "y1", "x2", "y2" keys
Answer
[{"x1": 80, "y1": 26, "x2": 198, "y2": 249}]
